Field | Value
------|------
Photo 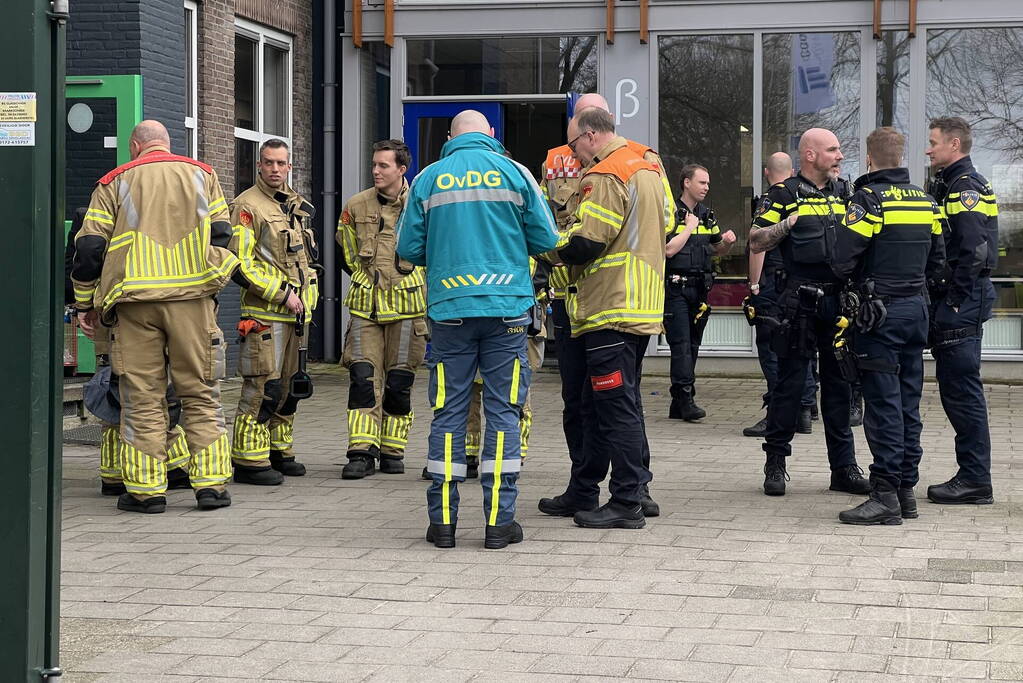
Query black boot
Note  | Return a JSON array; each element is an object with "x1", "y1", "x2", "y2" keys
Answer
[
  {"x1": 810, "y1": 404, "x2": 819, "y2": 421},
  {"x1": 378, "y1": 455, "x2": 404, "y2": 474},
  {"x1": 466, "y1": 456, "x2": 479, "y2": 479},
  {"x1": 640, "y1": 484, "x2": 660, "y2": 517},
  {"x1": 926, "y1": 476, "x2": 994, "y2": 505},
  {"x1": 669, "y1": 385, "x2": 706, "y2": 421},
  {"x1": 116, "y1": 493, "x2": 166, "y2": 514},
  {"x1": 830, "y1": 465, "x2": 871, "y2": 495},
  {"x1": 195, "y1": 488, "x2": 232, "y2": 510},
  {"x1": 101, "y1": 480, "x2": 126, "y2": 496},
  {"x1": 796, "y1": 407, "x2": 812, "y2": 434},
  {"x1": 420, "y1": 466, "x2": 430, "y2": 481},
  {"x1": 233, "y1": 463, "x2": 284, "y2": 486},
  {"x1": 426, "y1": 523, "x2": 456, "y2": 548},
  {"x1": 341, "y1": 451, "x2": 376, "y2": 480},
  {"x1": 573, "y1": 501, "x2": 645, "y2": 529},
  {"x1": 898, "y1": 487, "x2": 918, "y2": 519},
  {"x1": 849, "y1": 388, "x2": 864, "y2": 427},
  {"x1": 839, "y1": 477, "x2": 902, "y2": 525},
  {"x1": 484, "y1": 521, "x2": 523, "y2": 549},
  {"x1": 167, "y1": 467, "x2": 192, "y2": 489},
  {"x1": 763, "y1": 454, "x2": 788, "y2": 496},
  {"x1": 742, "y1": 415, "x2": 768, "y2": 438},
  {"x1": 270, "y1": 450, "x2": 306, "y2": 477},
  {"x1": 538, "y1": 494, "x2": 597, "y2": 517}
]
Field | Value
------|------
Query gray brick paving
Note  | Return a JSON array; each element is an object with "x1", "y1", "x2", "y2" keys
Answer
[{"x1": 60, "y1": 369, "x2": 1023, "y2": 681}]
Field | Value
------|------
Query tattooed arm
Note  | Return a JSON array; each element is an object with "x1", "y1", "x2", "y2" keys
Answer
[{"x1": 749, "y1": 214, "x2": 796, "y2": 253}]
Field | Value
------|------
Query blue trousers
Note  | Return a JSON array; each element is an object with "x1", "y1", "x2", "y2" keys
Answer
[
  {"x1": 857, "y1": 295, "x2": 928, "y2": 488},
  {"x1": 764, "y1": 289, "x2": 855, "y2": 467},
  {"x1": 754, "y1": 275, "x2": 817, "y2": 408},
  {"x1": 932, "y1": 278, "x2": 995, "y2": 485},
  {"x1": 425, "y1": 314, "x2": 531, "y2": 527}
]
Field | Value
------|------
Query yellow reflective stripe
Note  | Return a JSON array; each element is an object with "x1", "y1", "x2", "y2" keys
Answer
[
  {"x1": 579, "y1": 200, "x2": 624, "y2": 228},
  {"x1": 945, "y1": 201, "x2": 998, "y2": 217},
  {"x1": 434, "y1": 362, "x2": 446, "y2": 409},
  {"x1": 509, "y1": 357, "x2": 521, "y2": 403},
  {"x1": 73, "y1": 285, "x2": 96, "y2": 303},
  {"x1": 488, "y1": 431, "x2": 504, "y2": 526},
  {"x1": 85, "y1": 210, "x2": 114, "y2": 225},
  {"x1": 208, "y1": 197, "x2": 227, "y2": 214},
  {"x1": 843, "y1": 219, "x2": 875, "y2": 238},
  {"x1": 442, "y1": 432, "x2": 452, "y2": 525}
]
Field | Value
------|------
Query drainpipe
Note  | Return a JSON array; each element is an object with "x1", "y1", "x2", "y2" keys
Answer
[{"x1": 322, "y1": 0, "x2": 338, "y2": 359}]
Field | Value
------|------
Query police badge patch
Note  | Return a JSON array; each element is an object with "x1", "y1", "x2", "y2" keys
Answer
[
  {"x1": 754, "y1": 195, "x2": 771, "y2": 217},
  {"x1": 846, "y1": 202, "x2": 867, "y2": 224},
  {"x1": 960, "y1": 190, "x2": 981, "y2": 210}
]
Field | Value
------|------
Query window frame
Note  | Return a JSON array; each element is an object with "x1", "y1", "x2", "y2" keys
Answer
[{"x1": 184, "y1": 0, "x2": 198, "y2": 157}]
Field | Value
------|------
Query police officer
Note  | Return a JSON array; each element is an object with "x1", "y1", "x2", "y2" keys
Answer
[
  {"x1": 537, "y1": 107, "x2": 667, "y2": 529},
  {"x1": 72, "y1": 120, "x2": 236, "y2": 513},
  {"x1": 396, "y1": 110, "x2": 559, "y2": 549},
  {"x1": 665, "y1": 164, "x2": 735, "y2": 420},
  {"x1": 832, "y1": 127, "x2": 946, "y2": 525},
  {"x1": 748, "y1": 128, "x2": 869, "y2": 497},
  {"x1": 744, "y1": 152, "x2": 816, "y2": 437},
  {"x1": 229, "y1": 139, "x2": 319, "y2": 485},
  {"x1": 540, "y1": 92, "x2": 674, "y2": 517},
  {"x1": 337, "y1": 140, "x2": 428, "y2": 479},
  {"x1": 925, "y1": 117, "x2": 998, "y2": 505}
]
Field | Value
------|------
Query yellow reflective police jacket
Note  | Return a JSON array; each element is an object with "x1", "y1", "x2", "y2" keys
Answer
[
  {"x1": 230, "y1": 176, "x2": 320, "y2": 323},
  {"x1": 547, "y1": 137, "x2": 667, "y2": 336},
  {"x1": 336, "y1": 181, "x2": 426, "y2": 323},
  {"x1": 73, "y1": 147, "x2": 238, "y2": 316}
]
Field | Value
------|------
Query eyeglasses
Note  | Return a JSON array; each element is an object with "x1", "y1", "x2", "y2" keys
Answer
[{"x1": 567, "y1": 130, "x2": 589, "y2": 154}]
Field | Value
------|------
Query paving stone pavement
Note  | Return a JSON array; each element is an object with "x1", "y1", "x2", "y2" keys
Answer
[{"x1": 60, "y1": 364, "x2": 1023, "y2": 682}]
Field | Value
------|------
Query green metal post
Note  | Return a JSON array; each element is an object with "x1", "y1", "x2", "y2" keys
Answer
[{"x1": 0, "y1": 0, "x2": 65, "y2": 680}]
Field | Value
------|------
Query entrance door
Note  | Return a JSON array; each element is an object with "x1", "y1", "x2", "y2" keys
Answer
[{"x1": 403, "y1": 102, "x2": 503, "y2": 178}]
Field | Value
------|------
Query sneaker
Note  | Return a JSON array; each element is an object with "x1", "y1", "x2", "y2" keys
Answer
[
  {"x1": 538, "y1": 494, "x2": 598, "y2": 517},
  {"x1": 233, "y1": 463, "x2": 284, "y2": 486},
  {"x1": 426, "y1": 523, "x2": 456, "y2": 548},
  {"x1": 116, "y1": 493, "x2": 166, "y2": 514},
  {"x1": 484, "y1": 521, "x2": 524, "y2": 549},
  {"x1": 195, "y1": 488, "x2": 232, "y2": 510},
  {"x1": 270, "y1": 450, "x2": 307, "y2": 476},
  {"x1": 573, "y1": 501, "x2": 645, "y2": 529},
  {"x1": 742, "y1": 416, "x2": 768, "y2": 438},
  {"x1": 763, "y1": 455, "x2": 788, "y2": 496},
  {"x1": 830, "y1": 465, "x2": 871, "y2": 495},
  {"x1": 926, "y1": 476, "x2": 994, "y2": 505}
]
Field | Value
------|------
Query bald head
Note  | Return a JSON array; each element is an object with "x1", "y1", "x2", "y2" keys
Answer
[
  {"x1": 574, "y1": 93, "x2": 610, "y2": 114},
  {"x1": 764, "y1": 152, "x2": 793, "y2": 185},
  {"x1": 797, "y1": 127, "x2": 844, "y2": 186},
  {"x1": 449, "y1": 110, "x2": 492, "y2": 138},
  {"x1": 129, "y1": 120, "x2": 170, "y2": 159}
]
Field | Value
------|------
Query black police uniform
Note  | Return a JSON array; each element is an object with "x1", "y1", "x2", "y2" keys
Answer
[
  {"x1": 756, "y1": 173, "x2": 868, "y2": 496},
  {"x1": 927, "y1": 156, "x2": 998, "y2": 503},
  {"x1": 831, "y1": 167, "x2": 945, "y2": 524},
  {"x1": 664, "y1": 201, "x2": 719, "y2": 420}
]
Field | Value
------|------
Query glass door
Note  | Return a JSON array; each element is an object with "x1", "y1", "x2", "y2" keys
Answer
[{"x1": 402, "y1": 101, "x2": 504, "y2": 178}]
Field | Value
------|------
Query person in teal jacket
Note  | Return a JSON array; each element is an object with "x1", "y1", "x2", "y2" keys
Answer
[{"x1": 396, "y1": 109, "x2": 559, "y2": 550}]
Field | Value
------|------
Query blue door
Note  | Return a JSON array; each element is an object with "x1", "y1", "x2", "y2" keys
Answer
[{"x1": 402, "y1": 102, "x2": 504, "y2": 178}]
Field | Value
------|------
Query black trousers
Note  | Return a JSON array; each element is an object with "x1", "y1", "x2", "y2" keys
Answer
[
  {"x1": 763, "y1": 289, "x2": 855, "y2": 469},
  {"x1": 663, "y1": 280, "x2": 705, "y2": 396},
  {"x1": 558, "y1": 323, "x2": 652, "y2": 508}
]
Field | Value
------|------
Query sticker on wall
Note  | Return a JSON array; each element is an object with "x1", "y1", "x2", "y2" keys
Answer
[
  {"x1": 0, "y1": 92, "x2": 37, "y2": 122},
  {"x1": 0, "y1": 122, "x2": 35, "y2": 146}
]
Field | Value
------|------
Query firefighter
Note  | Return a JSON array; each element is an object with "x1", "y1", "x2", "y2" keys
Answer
[
  {"x1": 539, "y1": 92, "x2": 674, "y2": 518},
  {"x1": 337, "y1": 140, "x2": 427, "y2": 478},
  {"x1": 536, "y1": 107, "x2": 667, "y2": 529},
  {"x1": 925, "y1": 117, "x2": 998, "y2": 505},
  {"x1": 748, "y1": 127, "x2": 869, "y2": 498},
  {"x1": 664, "y1": 164, "x2": 736, "y2": 421},
  {"x1": 72, "y1": 120, "x2": 236, "y2": 513},
  {"x1": 832, "y1": 127, "x2": 946, "y2": 525},
  {"x1": 229, "y1": 139, "x2": 319, "y2": 485},
  {"x1": 396, "y1": 110, "x2": 559, "y2": 549}
]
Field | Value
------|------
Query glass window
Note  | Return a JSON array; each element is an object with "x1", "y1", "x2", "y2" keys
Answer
[
  {"x1": 659, "y1": 34, "x2": 754, "y2": 278},
  {"x1": 184, "y1": 0, "x2": 197, "y2": 157},
  {"x1": 360, "y1": 42, "x2": 391, "y2": 188},
  {"x1": 263, "y1": 43, "x2": 289, "y2": 137},
  {"x1": 235, "y1": 138, "x2": 256, "y2": 197},
  {"x1": 407, "y1": 37, "x2": 597, "y2": 96},
  {"x1": 876, "y1": 30, "x2": 910, "y2": 131},
  {"x1": 928, "y1": 27, "x2": 1023, "y2": 336},
  {"x1": 763, "y1": 32, "x2": 862, "y2": 183},
  {"x1": 235, "y1": 34, "x2": 258, "y2": 130}
]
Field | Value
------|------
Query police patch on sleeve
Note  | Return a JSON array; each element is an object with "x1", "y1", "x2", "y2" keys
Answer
[
  {"x1": 754, "y1": 195, "x2": 771, "y2": 217},
  {"x1": 960, "y1": 190, "x2": 981, "y2": 210},
  {"x1": 846, "y1": 202, "x2": 867, "y2": 224}
]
